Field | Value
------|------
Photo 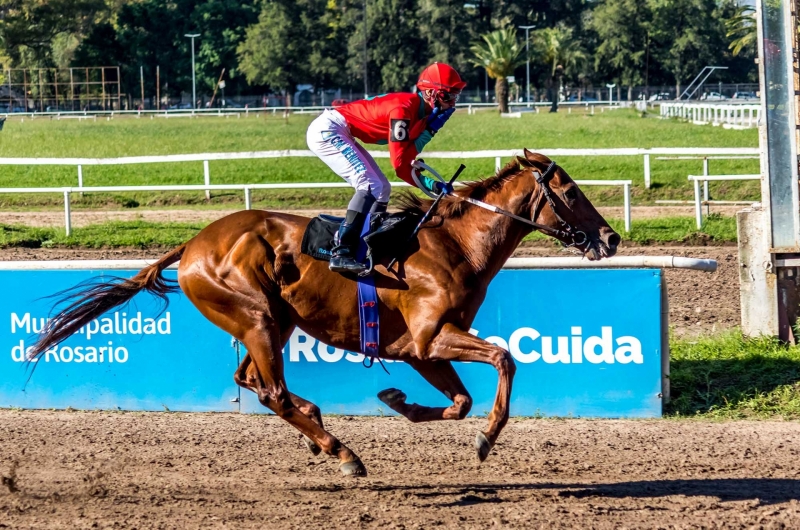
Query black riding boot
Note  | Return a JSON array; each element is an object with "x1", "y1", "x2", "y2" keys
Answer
[{"x1": 329, "y1": 210, "x2": 368, "y2": 274}]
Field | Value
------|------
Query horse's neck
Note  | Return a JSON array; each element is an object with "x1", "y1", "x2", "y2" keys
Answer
[{"x1": 445, "y1": 186, "x2": 532, "y2": 279}]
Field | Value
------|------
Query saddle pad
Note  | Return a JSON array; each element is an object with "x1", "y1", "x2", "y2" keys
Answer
[
  {"x1": 300, "y1": 211, "x2": 422, "y2": 263},
  {"x1": 300, "y1": 216, "x2": 338, "y2": 261}
]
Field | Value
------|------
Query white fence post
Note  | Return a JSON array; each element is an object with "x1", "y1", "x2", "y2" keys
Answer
[
  {"x1": 244, "y1": 187, "x2": 252, "y2": 210},
  {"x1": 702, "y1": 158, "x2": 710, "y2": 215},
  {"x1": 77, "y1": 164, "x2": 84, "y2": 197},
  {"x1": 203, "y1": 160, "x2": 210, "y2": 200},
  {"x1": 495, "y1": 156, "x2": 501, "y2": 172},
  {"x1": 63, "y1": 190, "x2": 72, "y2": 236},
  {"x1": 693, "y1": 178, "x2": 702, "y2": 229},
  {"x1": 643, "y1": 153, "x2": 651, "y2": 189},
  {"x1": 623, "y1": 182, "x2": 631, "y2": 233}
]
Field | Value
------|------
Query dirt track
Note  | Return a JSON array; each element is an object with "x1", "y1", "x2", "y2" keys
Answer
[{"x1": 1, "y1": 411, "x2": 799, "y2": 529}]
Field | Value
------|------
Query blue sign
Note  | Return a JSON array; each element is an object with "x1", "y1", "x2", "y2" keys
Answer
[
  {"x1": 0, "y1": 270, "x2": 239, "y2": 412},
  {"x1": 0, "y1": 268, "x2": 663, "y2": 417}
]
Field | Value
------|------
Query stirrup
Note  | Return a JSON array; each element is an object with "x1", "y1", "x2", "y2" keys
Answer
[{"x1": 329, "y1": 255, "x2": 371, "y2": 275}]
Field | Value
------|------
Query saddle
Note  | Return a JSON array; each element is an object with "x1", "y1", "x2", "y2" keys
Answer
[{"x1": 301, "y1": 211, "x2": 422, "y2": 267}]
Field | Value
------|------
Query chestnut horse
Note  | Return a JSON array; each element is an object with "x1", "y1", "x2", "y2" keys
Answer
[{"x1": 31, "y1": 150, "x2": 619, "y2": 477}]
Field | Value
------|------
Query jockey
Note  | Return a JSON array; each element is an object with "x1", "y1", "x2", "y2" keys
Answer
[{"x1": 307, "y1": 62, "x2": 466, "y2": 274}]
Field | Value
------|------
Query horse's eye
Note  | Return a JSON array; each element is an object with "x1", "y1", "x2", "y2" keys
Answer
[{"x1": 565, "y1": 188, "x2": 578, "y2": 202}]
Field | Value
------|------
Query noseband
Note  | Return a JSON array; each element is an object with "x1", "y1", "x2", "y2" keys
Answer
[{"x1": 458, "y1": 160, "x2": 587, "y2": 249}]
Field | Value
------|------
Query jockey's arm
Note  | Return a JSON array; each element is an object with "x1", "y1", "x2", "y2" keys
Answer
[{"x1": 387, "y1": 107, "x2": 421, "y2": 186}]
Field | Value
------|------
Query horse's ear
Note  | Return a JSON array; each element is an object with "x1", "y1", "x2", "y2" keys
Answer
[
  {"x1": 516, "y1": 155, "x2": 534, "y2": 167},
  {"x1": 523, "y1": 148, "x2": 536, "y2": 161}
]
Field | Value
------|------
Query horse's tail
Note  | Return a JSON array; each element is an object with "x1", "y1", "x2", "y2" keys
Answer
[{"x1": 28, "y1": 244, "x2": 186, "y2": 362}]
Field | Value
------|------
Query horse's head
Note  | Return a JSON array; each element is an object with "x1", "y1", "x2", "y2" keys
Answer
[{"x1": 518, "y1": 149, "x2": 620, "y2": 260}]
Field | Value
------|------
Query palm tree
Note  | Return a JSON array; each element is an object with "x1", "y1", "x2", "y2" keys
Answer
[
  {"x1": 470, "y1": 28, "x2": 525, "y2": 113},
  {"x1": 534, "y1": 23, "x2": 587, "y2": 112},
  {"x1": 726, "y1": 5, "x2": 756, "y2": 57}
]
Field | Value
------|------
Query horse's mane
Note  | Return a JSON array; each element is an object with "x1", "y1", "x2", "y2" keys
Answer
[{"x1": 395, "y1": 159, "x2": 524, "y2": 219}]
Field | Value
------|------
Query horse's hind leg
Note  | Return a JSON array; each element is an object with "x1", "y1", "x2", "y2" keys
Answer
[
  {"x1": 241, "y1": 321, "x2": 366, "y2": 476},
  {"x1": 378, "y1": 359, "x2": 472, "y2": 422},
  {"x1": 235, "y1": 350, "x2": 324, "y2": 455}
]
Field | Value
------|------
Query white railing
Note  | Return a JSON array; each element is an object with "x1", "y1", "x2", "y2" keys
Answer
[
  {"x1": 687, "y1": 174, "x2": 760, "y2": 228},
  {"x1": 0, "y1": 256, "x2": 716, "y2": 272},
  {"x1": 1, "y1": 101, "x2": 625, "y2": 121},
  {"x1": 0, "y1": 147, "x2": 760, "y2": 193},
  {"x1": 0, "y1": 179, "x2": 633, "y2": 236},
  {"x1": 660, "y1": 102, "x2": 761, "y2": 129}
]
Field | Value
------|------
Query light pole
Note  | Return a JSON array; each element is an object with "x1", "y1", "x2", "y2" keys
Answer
[
  {"x1": 363, "y1": 0, "x2": 368, "y2": 98},
  {"x1": 519, "y1": 25, "x2": 536, "y2": 104},
  {"x1": 185, "y1": 33, "x2": 200, "y2": 109},
  {"x1": 606, "y1": 83, "x2": 616, "y2": 105}
]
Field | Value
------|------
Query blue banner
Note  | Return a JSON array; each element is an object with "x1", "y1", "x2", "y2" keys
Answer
[
  {"x1": 0, "y1": 268, "x2": 663, "y2": 417},
  {"x1": 0, "y1": 270, "x2": 239, "y2": 412}
]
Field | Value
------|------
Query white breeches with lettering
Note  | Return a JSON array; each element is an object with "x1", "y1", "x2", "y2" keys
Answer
[{"x1": 306, "y1": 109, "x2": 391, "y2": 203}]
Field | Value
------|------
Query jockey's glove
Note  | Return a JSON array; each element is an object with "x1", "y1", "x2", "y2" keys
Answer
[
  {"x1": 426, "y1": 106, "x2": 455, "y2": 134},
  {"x1": 420, "y1": 175, "x2": 453, "y2": 196}
]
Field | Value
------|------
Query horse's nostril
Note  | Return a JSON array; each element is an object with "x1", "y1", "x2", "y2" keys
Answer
[{"x1": 607, "y1": 232, "x2": 621, "y2": 249}]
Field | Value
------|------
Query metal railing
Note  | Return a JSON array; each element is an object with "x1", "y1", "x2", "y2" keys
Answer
[
  {"x1": 687, "y1": 174, "x2": 760, "y2": 228},
  {"x1": 0, "y1": 179, "x2": 633, "y2": 236}
]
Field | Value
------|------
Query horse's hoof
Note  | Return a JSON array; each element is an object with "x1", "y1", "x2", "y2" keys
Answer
[
  {"x1": 377, "y1": 388, "x2": 407, "y2": 407},
  {"x1": 303, "y1": 435, "x2": 322, "y2": 456},
  {"x1": 475, "y1": 432, "x2": 492, "y2": 463},
  {"x1": 339, "y1": 459, "x2": 367, "y2": 477}
]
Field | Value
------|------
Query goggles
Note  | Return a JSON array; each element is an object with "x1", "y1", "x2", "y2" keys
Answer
[{"x1": 437, "y1": 90, "x2": 460, "y2": 103}]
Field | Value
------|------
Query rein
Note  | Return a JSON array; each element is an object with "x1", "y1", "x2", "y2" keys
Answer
[{"x1": 452, "y1": 161, "x2": 588, "y2": 249}]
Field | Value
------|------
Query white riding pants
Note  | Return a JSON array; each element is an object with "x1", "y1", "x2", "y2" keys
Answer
[{"x1": 306, "y1": 109, "x2": 391, "y2": 204}]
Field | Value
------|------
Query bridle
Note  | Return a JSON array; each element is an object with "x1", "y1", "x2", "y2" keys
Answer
[{"x1": 456, "y1": 161, "x2": 588, "y2": 249}]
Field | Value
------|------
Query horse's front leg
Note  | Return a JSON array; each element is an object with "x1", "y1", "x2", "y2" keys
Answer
[{"x1": 424, "y1": 323, "x2": 516, "y2": 462}]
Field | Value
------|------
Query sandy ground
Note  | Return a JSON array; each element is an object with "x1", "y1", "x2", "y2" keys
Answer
[
  {"x1": 0, "y1": 204, "x2": 747, "y2": 227},
  {"x1": 1, "y1": 411, "x2": 799, "y2": 529}
]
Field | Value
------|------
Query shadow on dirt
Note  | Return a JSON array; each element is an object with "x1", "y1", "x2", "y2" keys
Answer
[
  {"x1": 557, "y1": 478, "x2": 800, "y2": 505},
  {"x1": 311, "y1": 478, "x2": 800, "y2": 506}
]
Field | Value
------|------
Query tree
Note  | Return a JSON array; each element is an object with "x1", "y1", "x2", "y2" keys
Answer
[
  {"x1": 190, "y1": 0, "x2": 258, "y2": 95},
  {"x1": 726, "y1": 4, "x2": 756, "y2": 57},
  {"x1": 470, "y1": 27, "x2": 525, "y2": 113},
  {"x1": 417, "y1": 0, "x2": 475, "y2": 79},
  {"x1": 344, "y1": 0, "x2": 425, "y2": 94},
  {"x1": 533, "y1": 23, "x2": 586, "y2": 111},
  {"x1": 589, "y1": 0, "x2": 652, "y2": 100},
  {"x1": 238, "y1": 0, "x2": 349, "y2": 100},
  {"x1": 650, "y1": 0, "x2": 727, "y2": 96},
  {"x1": 0, "y1": 0, "x2": 110, "y2": 67}
]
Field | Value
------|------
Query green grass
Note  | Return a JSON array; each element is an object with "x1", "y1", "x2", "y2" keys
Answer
[
  {"x1": 0, "y1": 214, "x2": 738, "y2": 249},
  {"x1": 0, "y1": 221, "x2": 204, "y2": 248},
  {"x1": 0, "y1": 109, "x2": 759, "y2": 209},
  {"x1": 667, "y1": 331, "x2": 800, "y2": 419},
  {"x1": 523, "y1": 214, "x2": 737, "y2": 244}
]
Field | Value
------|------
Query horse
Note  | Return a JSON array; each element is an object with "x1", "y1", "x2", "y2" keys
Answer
[{"x1": 30, "y1": 149, "x2": 620, "y2": 477}]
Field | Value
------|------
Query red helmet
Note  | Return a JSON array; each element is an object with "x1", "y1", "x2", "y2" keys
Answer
[{"x1": 417, "y1": 63, "x2": 467, "y2": 93}]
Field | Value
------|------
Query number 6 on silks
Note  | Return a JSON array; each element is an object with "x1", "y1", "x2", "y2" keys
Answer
[{"x1": 390, "y1": 119, "x2": 409, "y2": 142}]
